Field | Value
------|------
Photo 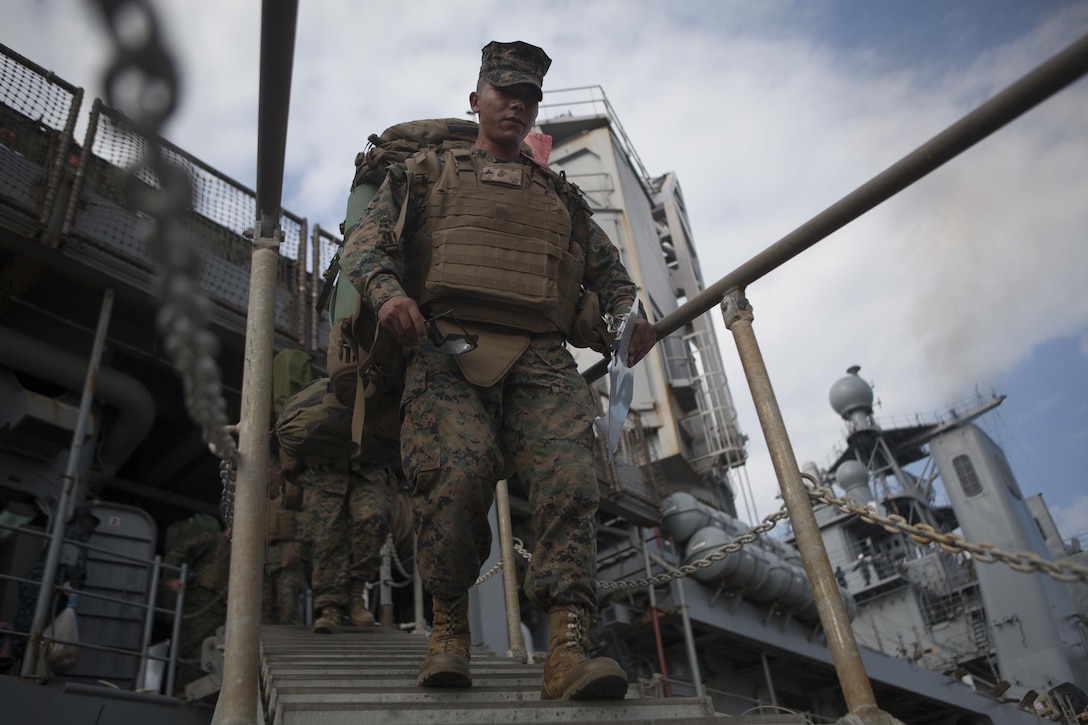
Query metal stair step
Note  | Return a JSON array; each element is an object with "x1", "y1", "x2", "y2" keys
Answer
[
  {"x1": 273, "y1": 695, "x2": 719, "y2": 725},
  {"x1": 266, "y1": 673, "x2": 546, "y2": 689},
  {"x1": 260, "y1": 624, "x2": 745, "y2": 724}
]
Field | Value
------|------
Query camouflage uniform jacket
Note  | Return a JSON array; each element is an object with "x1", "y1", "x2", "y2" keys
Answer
[{"x1": 165, "y1": 529, "x2": 230, "y2": 594}]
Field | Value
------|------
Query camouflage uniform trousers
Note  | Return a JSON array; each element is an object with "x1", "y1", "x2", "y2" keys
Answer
[
  {"x1": 175, "y1": 586, "x2": 227, "y2": 693},
  {"x1": 400, "y1": 333, "x2": 600, "y2": 611},
  {"x1": 300, "y1": 464, "x2": 394, "y2": 613},
  {"x1": 262, "y1": 543, "x2": 306, "y2": 625}
]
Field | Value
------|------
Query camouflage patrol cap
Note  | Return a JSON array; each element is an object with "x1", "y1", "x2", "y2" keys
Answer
[{"x1": 479, "y1": 41, "x2": 551, "y2": 101}]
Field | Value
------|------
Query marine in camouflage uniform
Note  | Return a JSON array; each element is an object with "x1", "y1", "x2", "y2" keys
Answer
[
  {"x1": 263, "y1": 460, "x2": 306, "y2": 625},
  {"x1": 299, "y1": 462, "x2": 394, "y2": 633},
  {"x1": 163, "y1": 520, "x2": 230, "y2": 694},
  {"x1": 339, "y1": 41, "x2": 656, "y2": 699}
]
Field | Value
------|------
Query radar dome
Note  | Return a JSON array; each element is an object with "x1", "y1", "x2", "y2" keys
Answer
[
  {"x1": 835, "y1": 459, "x2": 873, "y2": 504},
  {"x1": 829, "y1": 365, "x2": 873, "y2": 418}
]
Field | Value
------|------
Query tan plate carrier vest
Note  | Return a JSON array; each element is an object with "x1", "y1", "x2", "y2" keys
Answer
[{"x1": 403, "y1": 148, "x2": 584, "y2": 334}]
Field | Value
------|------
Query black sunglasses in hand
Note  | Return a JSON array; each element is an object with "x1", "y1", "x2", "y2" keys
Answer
[{"x1": 421, "y1": 310, "x2": 479, "y2": 355}]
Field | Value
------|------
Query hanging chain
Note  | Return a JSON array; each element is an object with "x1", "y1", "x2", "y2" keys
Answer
[
  {"x1": 219, "y1": 459, "x2": 236, "y2": 530},
  {"x1": 90, "y1": 0, "x2": 239, "y2": 520}
]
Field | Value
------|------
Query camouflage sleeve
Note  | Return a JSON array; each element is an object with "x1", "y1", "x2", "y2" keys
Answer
[
  {"x1": 572, "y1": 196, "x2": 637, "y2": 317},
  {"x1": 340, "y1": 164, "x2": 415, "y2": 312},
  {"x1": 165, "y1": 530, "x2": 213, "y2": 570}
]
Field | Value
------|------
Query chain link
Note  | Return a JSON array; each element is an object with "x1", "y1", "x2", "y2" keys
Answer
[
  {"x1": 90, "y1": 0, "x2": 239, "y2": 513},
  {"x1": 808, "y1": 485, "x2": 1088, "y2": 583},
  {"x1": 596, "y1": 506, "x2": 793, "y2": 591},
  {"x1": 219, "y1": 459, "x2": 236, "y2": 530},
  {"x1": 469, "y1": 511, "x2": 792, "y2": 593},
  {"x1": 388, "y1": 534, "x2": 412, "y2": 580},
  {"x1": 470, "y1": 479, "x2": 1088, "y2": 593}
]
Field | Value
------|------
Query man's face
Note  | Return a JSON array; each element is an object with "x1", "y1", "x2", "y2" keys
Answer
[{"x1": 470, "y1": 80, "x2": 539, "y2": 151}]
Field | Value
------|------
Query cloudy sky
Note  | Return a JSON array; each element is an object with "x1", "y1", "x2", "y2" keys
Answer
[{"x1": 5, "y1": 0, "x2": 1087, "y2": 545}]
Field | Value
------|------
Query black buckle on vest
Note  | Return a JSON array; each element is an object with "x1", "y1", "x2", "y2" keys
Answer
[{"x1": 422, "y1": 310, "x2": 479, "y2": 355}]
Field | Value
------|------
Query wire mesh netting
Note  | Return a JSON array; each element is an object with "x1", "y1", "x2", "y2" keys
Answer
[{"x1": 0, "y1": 43, "x2": 81, "y2": 222}]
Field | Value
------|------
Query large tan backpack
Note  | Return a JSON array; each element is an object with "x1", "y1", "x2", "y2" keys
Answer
[
  {"x1": 272, "y1": 377, "x2": 355, "y2": 464},
  {"x1": 323, "y1": 120, "x2": 485, "y2": 453}
]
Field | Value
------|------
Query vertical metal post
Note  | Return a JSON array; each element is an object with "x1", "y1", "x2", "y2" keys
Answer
[
  {"x1": 136, "y1": 554, "x2": 164, "y2": 690},
  {"x1": 295, "y1": 223, "x2": 308, "y2": 348},
  {"x1": 21, "y1": 288, "x2": 113, "y2": 680},
  {"x1": 494, "y1": 480, "x2": 527, "y2": 662},
  {"x1": 646, "y1": 544, "x2": 702, "y2": 697},
  {"x1": 640, "y1": 529, "x2": 671, "y2": 696},
  {"x1": 166, "y1": 562, "x2": 188, "y2": 697},
  {"x1": 760, "y1": 652, "x2": 779, "y2": 707},
  {"x1": 310, "y1": 225, "x2": 322, "y2": 353},
  {"x1": 212, "y1": 225, "x2": 278, "y2": 725},
  {"x1": 380, "y1": 537, "x2": 394, "y2": 628},
  {"x1": 722, "y1": 291, "x2": 894, "y2": 722},
  {"x1": 413, "y1": 534, "x2": 425, "y2": 634},
  {"x1": 671, "y1": 575, "x2": 704, "y2": 697}
]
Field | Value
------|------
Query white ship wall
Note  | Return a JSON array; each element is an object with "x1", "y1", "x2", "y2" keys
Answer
[
  {"x1": 549, "y1": 123, "x2": 682, "y2": 458},
  {"x1": 932, "y1": 424, "x2": 1088, "y2": 690}
]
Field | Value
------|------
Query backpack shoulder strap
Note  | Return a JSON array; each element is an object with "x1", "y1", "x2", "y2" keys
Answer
[{"x1": 395, "y1": 148, "x2": 446, "y2": 239}]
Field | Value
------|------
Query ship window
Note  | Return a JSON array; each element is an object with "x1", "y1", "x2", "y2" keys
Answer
[{"x1": 952, "y1": 454, "x2": 983, "y2": 498}]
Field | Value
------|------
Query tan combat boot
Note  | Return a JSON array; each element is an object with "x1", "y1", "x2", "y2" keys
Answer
[
  {"x1": 311, "y1": 606, "x2": 342, "y2": 634},
  {"x1": 349, "y1": 580, "x2": 374, "y2": 627},
  {"x1": 417, "y1": 594, "x2": 471, "y2": 688},
  {"x1": 541, "y1": 604, "x2": 628, "y2": 700}
]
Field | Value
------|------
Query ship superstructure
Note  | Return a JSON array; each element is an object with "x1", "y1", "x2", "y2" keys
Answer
[{"x1": 813, "y1": 366, "x2": 1088, "y2": 699}]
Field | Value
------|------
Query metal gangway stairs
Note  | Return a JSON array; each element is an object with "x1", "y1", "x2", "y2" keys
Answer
[{"x1": 258, "y1": 624, "x2": 802, "y2": 724}]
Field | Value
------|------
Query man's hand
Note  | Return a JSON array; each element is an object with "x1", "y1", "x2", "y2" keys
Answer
[
  {"x1": 165, "y1": 578, "x2": 184, "y2": 594},
  {"x1": 377, "y1": 295, "x2": 427, "y2": 349},
  {"x1": 625, "y1": 317, "x2": 656, "y2": 366}
]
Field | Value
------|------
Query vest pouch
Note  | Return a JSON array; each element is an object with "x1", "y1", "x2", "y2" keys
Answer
[
  {"x1": 553, "y1": 244, "x2": 585, "y2": 337},
  {"x1": 326, "y1": 317, "x2": 358, "y2": 408},
  {"x1": 352, "y1": 309, "x2": 406, "y2": 447},
  {"x1": 568, "y1": 290, "x2": 612, "y2": 356},
  {"x1": 267, "y1": 506, "x2": 298, "y2": 542},
  {"x1": 325, "y1": 294, "x2": 406, "y2": 454},
  {"x1": 446, "y1": 321, "x2": 530, "y2": 387},
  {"x1": 426, "y1": 228, "x2": 562, "y2": 311}
]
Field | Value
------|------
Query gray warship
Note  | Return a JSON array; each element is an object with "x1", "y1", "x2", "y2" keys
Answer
[{"x1": 1, "y1": 12, "x2": 1087, "y2": 724}]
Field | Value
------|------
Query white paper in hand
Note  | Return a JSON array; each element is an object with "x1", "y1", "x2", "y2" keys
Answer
[{"x1": 594, "y1": 314, "x2": 635, "y2": 460}]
